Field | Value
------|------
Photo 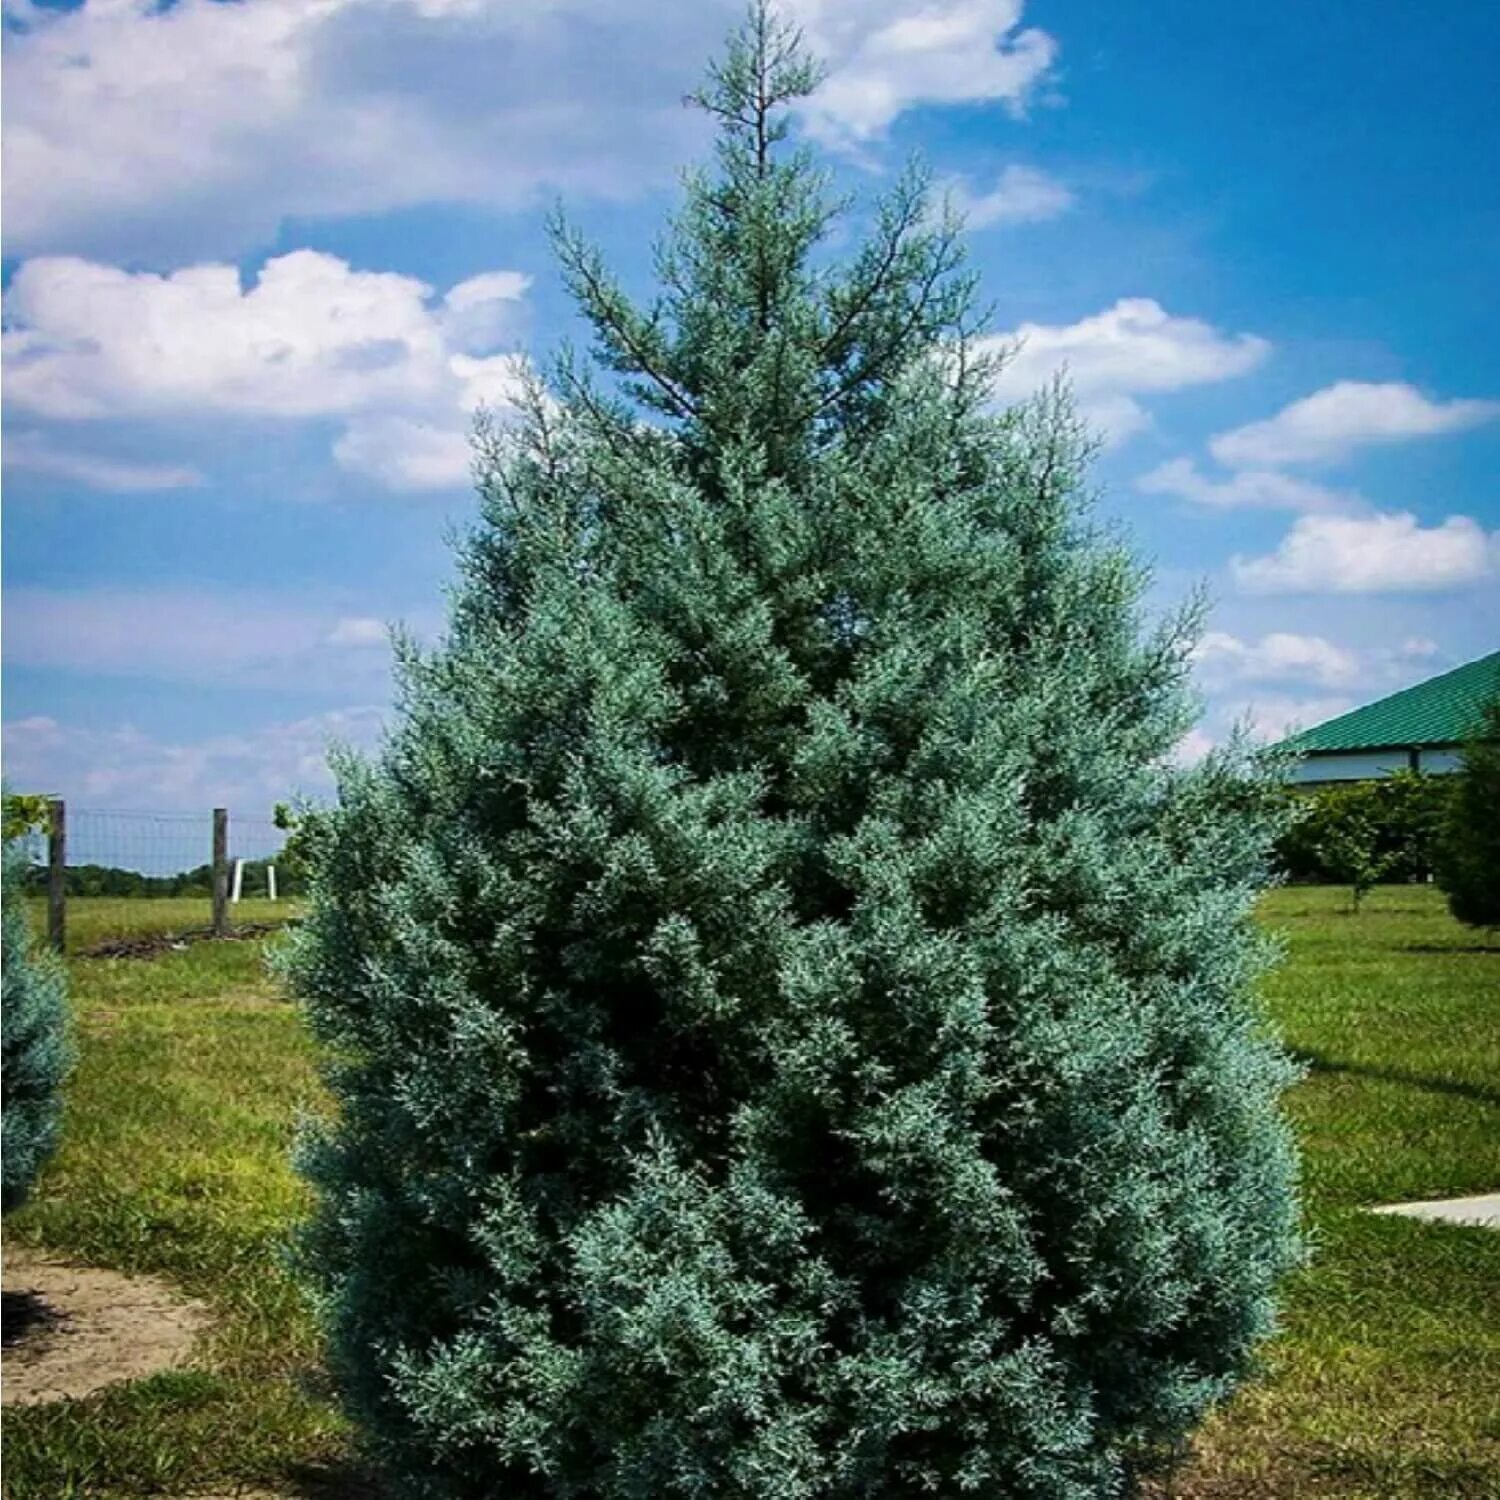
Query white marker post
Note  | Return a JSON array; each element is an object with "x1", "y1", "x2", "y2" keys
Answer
[
  {"x1": 267, "y1": 865, "x2": 278, "y2": 902},
  {"x1": 231, "y1": 857, "x2": 245, "y2": 904}
]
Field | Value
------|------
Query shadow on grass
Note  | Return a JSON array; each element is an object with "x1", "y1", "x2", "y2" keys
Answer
[
  {"x1": 0, "y1": 1289, "x2": 65, "y2": 1349},
  {"x1": 258, "y1": 1462, "x2": 385, "y2": 1499},
  {"x1": 191, "y1": 1462, "x2": 384, "y2": 1500},
  {"x1": 1292, "y1": 1048, "x2": 1500, "y2": 1109},
  {"x1": 1399, "y1": 941, "x2": 1500, "y2": 955}
]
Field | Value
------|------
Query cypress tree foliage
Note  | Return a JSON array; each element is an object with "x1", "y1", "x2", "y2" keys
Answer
[
  {"x1": 1435, "y1": 695, "x2": 1500, "y2": 928},
  {"x1": 2, "y1": 835, "x2": 71, "y2": 1216},
  {"x1": 286, "y1": 9, "x2": 1301, "y2": 1495}
]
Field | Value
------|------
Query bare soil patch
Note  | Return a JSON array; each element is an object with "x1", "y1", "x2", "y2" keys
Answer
[
  {"x1": 2, "y1": 1245, "x2": 210, "y2": 1405},
  {"x1": 82, "y1": 921, "x2": 290, "y2": 960}
]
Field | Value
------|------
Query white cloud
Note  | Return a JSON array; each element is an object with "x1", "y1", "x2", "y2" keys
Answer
[
  {"x1": 983, "y1": 298, "x2": 1270, "y2": 443},
  {"x1": 2, "y1": 706, "x2": 386, "y2": 812},
  {"x1": 1184, "y1": 633, "x2": 1449, "y2": 757},
  {"x1": 449, "y1": 353, "x2": 531, "y2": 414},
  {"x1": 326, "y1": 616, "x2": 388, "y2": 648},
  {"x1": 1210, "y1": 380, "x2": 1500, "y2": 468},
  {"x1": 444, "y1": 270, "x2": 530, "y2": 314},
  {"x1": 3, "y1": 0, "x2": 1059, "y2": 261},
  {"x1": 943, "y1": 164, "x2": 1073, "y2": 229},
  {"x1": 3, "y1": 432, "x2": 203, "y2": 493},
  {"x1": 1193, "y1": 631, "x2": 1364, "y2": 690},
  {"x1": 3, "y1": 251, "x2": 530, "y2": 491},
  {"x1": 331, "y1": 355, "x2": 530, "y2": 489},
  {"x1": 1136, "y1": 456, "x2": 1354, "y2": 513},
  {"x1": 1182, "y1": 632, "x2": 1449, "y2": 761},
  {"x1": 332, "y1": 417, "x2": 474, "y2": 491},
  {"x1": 790, "y1": 0, "x2": 1057, "y2": 145},
  {"x1": 2, "y1": 0, "x2": 712, "y2": 260},
  {"x1": 1174, "y1": 696, "x2": 1363, "y2": 761},
  {"x1": 442, "y1": 271, "x2": 532, "y2": 354},
  {"x1": 1397, "y1": 635, "x2": 1441, "y2": 662},
  {"x1": 1234, "y1": 694, "x2": 1360, "y2": 746},
  {"x1": 6, "y1": 251, "x2": 458, "y2": 420},
  {"x1": 3, "y1": 586, "x2": 437, "y2": 690},
  {"x1": 1232, "y1": 511, "x2": 1500, "y2": 595}
]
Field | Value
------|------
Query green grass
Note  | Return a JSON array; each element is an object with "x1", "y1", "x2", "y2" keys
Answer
[
  {"x1": 2, "y1": 931, "x2": 343, "y2": 1500},
  {"x1": 1163, "y1": 885, "x2": 1500, "y2": 1499},
  {"x1": 3, "y1": 886, "x2": 1497, "y2": 1498},
  {"x1": 25, "y1": 895, "x2": 302, "y2": 955}
]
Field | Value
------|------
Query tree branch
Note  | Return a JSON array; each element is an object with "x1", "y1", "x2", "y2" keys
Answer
[{"x1": 553, "y1": 223, "x2": 701, "y2": 424}]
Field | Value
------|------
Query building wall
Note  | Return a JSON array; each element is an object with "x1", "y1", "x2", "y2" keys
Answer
[
  {"x1": 1290, "y1": 746, "x2": 1463, "y2": 783},
  {"x1": 1415, "y1": 748, "x2": 1464, "y2": 775},
  {"x1": 1290, "y1": 750, "x2": 1409, "y2": 784}
]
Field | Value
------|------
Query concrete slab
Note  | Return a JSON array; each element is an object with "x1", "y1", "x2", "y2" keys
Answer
[{"x1": 1370, "y1": 1193, "x2": 1500, "y2": 1230}]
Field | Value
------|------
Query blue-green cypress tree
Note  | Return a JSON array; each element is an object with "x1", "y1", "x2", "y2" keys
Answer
[
  {"x1": 2, "y1": 835, "x2": 71, "y2": 1216},
  {"x1": 286, "y1": 10, "x2": 1300, "y2": 1495},
  {"x1": 1435, "y1": 695, "x2": 1500, "y2": 928}
]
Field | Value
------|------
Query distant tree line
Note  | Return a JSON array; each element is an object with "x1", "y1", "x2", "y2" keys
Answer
[{"x1": 16, "y1": 857, "x2": 302, "y2": 900}]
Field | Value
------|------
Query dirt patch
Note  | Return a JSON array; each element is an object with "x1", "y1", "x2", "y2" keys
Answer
[
  {"x1": 81, "y1": 921, "x2": 292, "y2": 960},
  {"x1": 2, "y1": 1245, "x2": 211, "y2": 1405}
]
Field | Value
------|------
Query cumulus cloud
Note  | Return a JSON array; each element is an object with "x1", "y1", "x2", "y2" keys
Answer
[
  {"x1": 793, "y1": 0, "x2": 1056, "y2": 145},
  {"x1": 4, "y1": 252, "x2": 515, "y2": 420},
  {"x1": 1136, "y1": 456, "x2": 1354, "y2": 513},
  {"x1": 1210, "y1": 380, "x2": 1500, "y2": 468},
  {"x1": 2, "y1": 707, "x2": 386, "y2": 812},
  {"x1": 3, "y1": 432, "x2": 203, "y2": 493},
  {"x1": 1232, "y1": 511, "x2": 1499, "y2": 595},
  {"x1": 3, "y1": 251, "x2": 530, "y2": 491},
  {"x1": 942, "y1": 163, "x2": 1074, "y2": 229},
  {"x1": 332, "y1": 417, "x2": 475, "y2": 492},
  {"x1": 3, "y1": 0, "x2": 1059, "y2": 261},
  {"x1": 982, "y1": 298, "x2": 1270, "y2": 443},
  {"x1": 1192, "y1": 631, "x2": 1364, "y2": 690},
  {"x1": 2, "y1": 0, "x2": 712, "y2": 260}
]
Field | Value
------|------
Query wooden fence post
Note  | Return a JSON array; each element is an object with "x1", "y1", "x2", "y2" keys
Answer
[
  {"x1": 212, "y1": 808, "x2": 229, "y2": 937},
  {"x1": 47, "y1": 799, "x2": 66, "y2": 954}
]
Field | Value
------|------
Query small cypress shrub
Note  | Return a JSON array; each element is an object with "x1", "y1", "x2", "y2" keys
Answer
[
  {"x1": 1435, "y1": 696, "x2": 1500, "y2": 928},
  {"x1": 287, "y1": 10, "x2": 1301, "y2": 1495},
  {"x1": 2, "y1": 835, "x2": 71, "y2": 1215}
]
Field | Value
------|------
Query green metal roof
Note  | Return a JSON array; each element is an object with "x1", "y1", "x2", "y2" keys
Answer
[{"x1": 1280, "y1": 650, "x2": 1500, "y2": 755}]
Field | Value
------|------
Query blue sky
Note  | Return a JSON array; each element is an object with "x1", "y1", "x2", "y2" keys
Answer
[{"x1": 4, "y1": 0, "x2": 1497, "y2": 813}]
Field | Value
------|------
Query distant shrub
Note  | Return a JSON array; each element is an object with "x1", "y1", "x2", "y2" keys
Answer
[
  {"x1": 1434, "y1": 698, "x2": 1500, "y2": 928},
  {"x1": 1276, "y1": 772, "x2": 1454, "y2": 894},
  {"x1": 2, "y1": 835, "x2": 71, "y2": 1214}
]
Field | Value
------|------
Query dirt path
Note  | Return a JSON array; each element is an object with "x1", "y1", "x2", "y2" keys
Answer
[{"x1": 2, "y1": 1244, "x2": 210, "y2": 1406}]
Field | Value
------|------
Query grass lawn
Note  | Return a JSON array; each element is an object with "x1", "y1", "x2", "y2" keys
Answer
[
  {"x1": 3, "y1": 885, "x2": 1497, "y2": 1498},
  {"x1": 25, "y1": 895, "x2": 303, "y2": 955}
]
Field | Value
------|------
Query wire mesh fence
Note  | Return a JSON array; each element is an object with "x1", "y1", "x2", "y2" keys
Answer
[{"x1": 17, "y1": 805, "x2": 303, "y2": 956}]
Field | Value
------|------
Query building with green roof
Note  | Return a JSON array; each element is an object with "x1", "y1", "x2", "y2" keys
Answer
[{"x1": 1278, "y1": 649, "x2": 1500, "y2": 784}]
